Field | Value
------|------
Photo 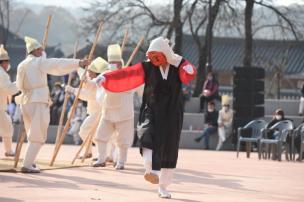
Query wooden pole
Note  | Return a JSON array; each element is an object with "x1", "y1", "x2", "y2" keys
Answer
[
  {"x1": 55, "y1": 40, "x2": 79, "y2": 144},
  {"x1": 13, "y1": 15, "x2": 52, "y2": 169},
  {"x1": 50, "y1": 22, "x2": 103, "y2": 166},
  {"x1": 120, "y1": 27, "x2": 129, "y2": 55},
  {"x1": 42, "y1": 15, "x2": 52, "y2": 49},
  {"x1": 13, "y1": 118, "x2": 26, "y2": 168},
  {"x1": 125, "y1": 36, "x2": 144, "y2": 67}
]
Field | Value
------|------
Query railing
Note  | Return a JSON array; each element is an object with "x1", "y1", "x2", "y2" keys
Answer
[{"x1": 219, "y1": 86, "x2": 301, "y2": 100}]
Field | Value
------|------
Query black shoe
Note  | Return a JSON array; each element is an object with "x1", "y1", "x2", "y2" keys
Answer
[{"x1": 194, "y1": 137, "x2": 201, "y2": 143}]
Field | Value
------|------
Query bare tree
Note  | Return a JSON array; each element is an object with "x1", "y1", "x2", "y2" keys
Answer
[
  {"x1": 190, "y1": 0, "x2": 225, "y2": 96},
  {"x1": 0, "y1": 0, "x2": 10, "y2": 46},
  {"x1": 81, "y1": 0, "x2": 192, "y2": 56}
]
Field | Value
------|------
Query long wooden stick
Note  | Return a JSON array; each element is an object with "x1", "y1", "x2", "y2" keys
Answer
[
  {"x1": 55, "y1": 40, "x2": 79, "y2": 144},
  {"x1": 50, "y1": 22, "x2": 103, "y2": 166},
  {"x1": 42, "y1": 15, "x2": 52, "y2": 49},
  {"x1": 120, "y1": 27, "x2": 129, "y2": 55},
  {"x1": 80, "y1": 122, "x2": 100, "y2": 163},
  {"x1": 71, "y1": 133, "x2": 91, "y2": 165},
  {"x1": 13, "y1": 15, "x2": 52, "y2": 169},
  {"x1": 14, "y1": 118, "x2": 26, "y2": 168},
  {"x1": 125, "y1": 36, "x2": 144, "y2": 67}
]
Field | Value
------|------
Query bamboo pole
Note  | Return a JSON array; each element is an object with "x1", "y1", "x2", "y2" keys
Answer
[
  {"x1": 125, "y1": 36, "x2": 144, "y2": 67},
  {"x1": 42, "y1": 15, "x2": 52, "y2": 49},
  {"x1": 120, "y1": 27, "x2": 129, "y2": 55},
  {"x1": 13, "y1": 118, "x2": 26, "y2": 168},
  {"x1": 50, "y1": 22, "x2": 103, "y2": 166},
  {"x1": 13, "y1": 15, "x2": 52, "y2": 169},
  {"x1": 55, "y1": 40, "x2": 79, "y2": 144}
]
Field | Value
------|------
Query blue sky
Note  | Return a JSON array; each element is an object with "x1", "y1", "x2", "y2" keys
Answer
[{"x1": 17, "y1": 0, "x2": 304, "y2": 8}]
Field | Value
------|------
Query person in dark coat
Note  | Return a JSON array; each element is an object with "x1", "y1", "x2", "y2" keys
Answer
[
  {"x1": 266, "y1": 109, "x2": 288, "y2": 139},
  {"x1": 195, "y1": 101, "x2": 218, "y2": 149},
  {"x1": 95, "y1": 37, "x2": 197, "y2": 198}
]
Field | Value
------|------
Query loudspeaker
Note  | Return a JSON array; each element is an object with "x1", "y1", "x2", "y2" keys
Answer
[
  {"x1": 233, "y1": 66, "x2": 265, "y2": 80},
  {"x1": 232, "y1": 66, "x2": 265, "y2": 144},
  {"x1": 233, "y1": 106, "x2": 265, "y2": 118},
  {"x1": 233, "y1": 92, "x2": 264, "y2": 106},
  {"x1": 233, "y1": 79, "x2": 264, "y2": 92}
]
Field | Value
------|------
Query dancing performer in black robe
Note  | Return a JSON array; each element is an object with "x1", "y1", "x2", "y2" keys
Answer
[{"x1": 96, "y1": 37, "x2": 197, "y2": 198}]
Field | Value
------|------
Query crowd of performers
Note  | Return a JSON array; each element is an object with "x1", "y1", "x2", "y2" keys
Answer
[{"x1": 0, "y1": 36, "x2": 197, "y2": 198}]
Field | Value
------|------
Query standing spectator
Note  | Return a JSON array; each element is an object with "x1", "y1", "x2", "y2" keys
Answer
[
  {"x1": 194, "y1": 101, "x2": 218, "y2": 149},
  {"x1": 299, "y1": 83, "x2": 304, "y2": 116},
  {"x1": 199, "y1": 72, "x2": 221, "y2": 112},
  {"x1": 50, "y1": 82, "x2": 64, "y2": 125},
  {"x1": 216, "y1": 95, "x2": 233, "y2": 151}
]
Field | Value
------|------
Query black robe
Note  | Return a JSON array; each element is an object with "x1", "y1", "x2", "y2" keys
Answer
[{"x1": 137, "y1": 60, "x2": 185, "y2": 170}]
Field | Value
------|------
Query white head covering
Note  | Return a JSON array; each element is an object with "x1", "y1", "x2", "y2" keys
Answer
[
  {"x1": 24, "y1": 36, "x2": 42, "y2": 53},
  {"x1": 88, "y1": 57, "x2": 109, "y2": 73},
  {"x1": 0, "y1": 44, "x2": 9, "y2": 60},
  {"x1": 147, "y1": 37, "x2": 182, "y2": 67},
  {"x1": 107, "y1": 44, "x2": 122, "y2": 62}
]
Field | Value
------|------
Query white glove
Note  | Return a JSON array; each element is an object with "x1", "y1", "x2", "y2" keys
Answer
[
  {"x1": 65, "y1": 85, "x2": 75, "y2": 94},
  {"x1": 95, "y1": 75, "x2": 106, "y2": 85},
  {"x1": 183, "y1": 64, "x2": 194, "y2": 74}
]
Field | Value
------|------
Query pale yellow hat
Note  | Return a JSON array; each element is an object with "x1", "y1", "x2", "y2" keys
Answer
[
  {"x1": 0, "y1": 44, "x2": 9, "y2": 60},
  {"x1": 88, "y1": 57, "x2": 109, "y2": 73},
  {"x1": 107, "y1": 44, "x2": 122, "y2": 62},
  {"x1": 24, "y1": 36, "x2": 42, "y2": 53},
  {"x1": 222, "y1": 95, "x2": 231, "y2": 105}
]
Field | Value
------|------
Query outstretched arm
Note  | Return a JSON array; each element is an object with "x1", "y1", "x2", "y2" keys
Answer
[
  {"x1": 179, "y1": 60, "x2": 197, "y2": 85},
  {"x1": 98, "y1": 63, "x2": 145, "y2": 93}
]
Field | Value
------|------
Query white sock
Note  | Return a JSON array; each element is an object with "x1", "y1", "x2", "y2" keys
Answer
[
  {"x1": 96, "y1": 141, "x2": 107, "y2": 163},
  {"x1": 142, "y1": 148, "x2": 152, "y2": 173},
  {"x1": 2, "y1": 137, "x2": 13, "y2": 153},
  {"x1": 159, "y1": 168, "x2": 174, "y2": 190},
  {"x1": 22, "y1": 142, "x2": 42, "y2": 168},
  {"x1": 117, "y1": 146, "x2": 128, "y2": 165}
]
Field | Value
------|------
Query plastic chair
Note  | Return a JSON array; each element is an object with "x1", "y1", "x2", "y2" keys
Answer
[
  {"x1": 259, "y1": 120, "x2": 294, "y2": 161},
  {"x1": 237, "y1": 119, "x2": 267, "y2": 158},
  {"x1": 292, "y1": 123, "x2": 304, "y2": 161}
]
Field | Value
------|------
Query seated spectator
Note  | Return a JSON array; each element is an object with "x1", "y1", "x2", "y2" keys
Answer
[
  {"x1": 199, "y1": 72, "x2": 221, "y2": 112},
  {"x1": 216, "y1": 95, "x2": 233, "y2": 151},
  {"x1": 266, "y1": 109, "x2": 289, "y2": 139},
  {"x1": 194, "y1": 101, "x2": 218, "y2": 150}
]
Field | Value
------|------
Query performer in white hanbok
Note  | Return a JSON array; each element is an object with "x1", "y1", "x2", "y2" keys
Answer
[
  {"x1": 65, "y1": 57, "x2": 109, "y2": 158},
  {"x1": 16, "y1": 36, "x2": 90, "y2": 173},
  {"x1": 0, "y1": 45, "x2": 19, "y2": 157},
  {"x1": 93, "y1": 44, "x2": 136, "y2": 170}
]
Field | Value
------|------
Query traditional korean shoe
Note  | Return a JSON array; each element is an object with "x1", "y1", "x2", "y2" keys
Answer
[
  {"x1": 21, "y1": 165, "x2": 40, "y2": 173},
  {"x1": 115, "y1": 163, "x2": 124, "y2": 170},
  {"x1": 91, "y1": 160, "x2": 106, "y2": 167},
  {"x1": 144, "y1": 172, "x2": 159, "y2": 184},
  {"x1": 158, "y1": 187, "x2": 171, "y2": 199},
  {"x1": 4, "y1": 151, "x2": 15, "y2": 157}
]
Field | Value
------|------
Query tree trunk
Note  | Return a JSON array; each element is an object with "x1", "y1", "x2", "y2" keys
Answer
[
  {"x1": 193, "y1": 0, "x2": 222, "y2": 97},
  {"x1": 243, "y1": 0, "x2": 254, "y2": 67},
  {"x1": 173, "y1": 0, "x2": 183, "y2": 54}
]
